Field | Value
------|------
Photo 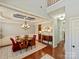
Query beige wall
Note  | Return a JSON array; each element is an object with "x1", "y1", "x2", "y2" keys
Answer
[{"x1": 0, "y1": 21, "x2": 36, "y2": 37}]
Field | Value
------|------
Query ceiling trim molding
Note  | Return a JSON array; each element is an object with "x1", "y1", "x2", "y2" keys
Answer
[{"x1": 0, "y1": 2, "x2": 47, "y2": 20}]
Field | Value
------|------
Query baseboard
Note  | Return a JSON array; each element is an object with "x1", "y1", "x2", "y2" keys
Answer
[{"x1": 0, "y1": 44, "x2": 12, "y2": 48}]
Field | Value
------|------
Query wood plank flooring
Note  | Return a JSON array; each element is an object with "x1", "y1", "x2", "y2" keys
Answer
[{"x1": 23, "y1": 40, "x2": 65, "y2": 59}]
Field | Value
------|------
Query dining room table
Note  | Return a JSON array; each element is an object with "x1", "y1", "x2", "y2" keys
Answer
[{"x1": 15, "y1": 36, "x2": 33, "y2": 50}]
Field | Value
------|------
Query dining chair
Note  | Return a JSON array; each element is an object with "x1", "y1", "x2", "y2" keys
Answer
[
  {"x1": 18, "y1": 40, "x2": 28, "y2": 53},
  {"x1": 10, "y1": 38, "x2": 20, "y2": 52},
  {"x1": 24, "y1": 35, "x2": 28, "y2": 40},
  {"x1": 28, "y1": 35, "x2": 36, "y2": 49},
  {"x1": 49, "y1": 36, "x2": 53, "y2": 41},
  {"x1": 23, "y1": 35, "x2": 28, "y2": 49}
]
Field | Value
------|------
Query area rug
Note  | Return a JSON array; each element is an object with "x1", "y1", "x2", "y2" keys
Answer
[
  {"x1": 0, "y1": 41, "x2": 46, "y2": 59},
  {"x1": 41, "y1": 54, "x2": 54, "y2": 59}
]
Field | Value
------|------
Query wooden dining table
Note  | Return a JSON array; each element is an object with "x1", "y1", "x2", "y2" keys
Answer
[
  {"x1": 16, "y1": 37, "x2": 33, "y2": 49},
  {"x1": 16, "y1": 37, "x2": 32, "y2": 42}
]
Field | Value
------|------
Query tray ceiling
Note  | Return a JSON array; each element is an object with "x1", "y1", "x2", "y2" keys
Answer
[{"x1": 0, "y1": 5, "x2": 47, "y2": 24}]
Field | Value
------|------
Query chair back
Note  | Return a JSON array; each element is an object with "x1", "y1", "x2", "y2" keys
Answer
[
  {"x1": 33, "y1": 35, "x2": 36, "y2": 40},
  {"x1": 24, "y1": 35, "x2": 28, "y2": 40},
  {"x1": 10, "y1": 38, "x2": 16, "y2": 45},
  {"x1": 30, "y1": 35, "x2": 36, "y2": 46},
  {"x1": 49, "y1": 36, "x2": 53, "y2": 41}
]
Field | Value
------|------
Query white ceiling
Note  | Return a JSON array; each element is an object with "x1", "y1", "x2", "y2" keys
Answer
[
  {"x1": 0, "y1": 0, "x2": 48, "y2": 20},
  {"x1": 0, "y1": 1, "x2": 65, "y2": 24},
  {"x1": 0, "y1": 5, "x2": 48, "y2": 24}
]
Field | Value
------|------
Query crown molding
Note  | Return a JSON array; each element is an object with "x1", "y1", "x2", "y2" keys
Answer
[{"x1": 0, "y1": 2, "x2": 47, "y2": 20}]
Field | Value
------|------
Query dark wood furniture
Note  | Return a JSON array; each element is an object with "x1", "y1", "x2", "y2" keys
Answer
[
  {"x1": 38, "y1": 34, "x2": 42, "y2": 42},
  {"x1": 18, "y1": 40, "x2": 28, "y2": 49},
  {"x1": 10, "y1": 38, "x2": 21, "y2": 52},
  {"x1": 28, "y1": 35, "x2": 36, "y2": 49},
  {"x1": 10, "y1": 35, "x2": 36, "y2": 52},
  {"x1": 42, "y1": 35, "x2": 53, "y2": 44},
  {"x1": 38, "y1": 24, "x2": 42, "y2": 42}
]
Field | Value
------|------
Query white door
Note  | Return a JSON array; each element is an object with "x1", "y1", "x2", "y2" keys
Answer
[
  {"x1": 65, "y1": 17, "x2": 79, "y2": 59},
  {"x1": 71, "y1": 18, "x2": 79, "y2": 59}
]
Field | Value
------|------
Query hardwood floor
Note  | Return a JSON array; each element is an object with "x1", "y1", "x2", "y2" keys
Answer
[
  {"x1": 54, "y1": 40, "x2": 65, "y2": 59},
  {"x1": 22, "y1": 40, "x2": 65, "y2": 59}
]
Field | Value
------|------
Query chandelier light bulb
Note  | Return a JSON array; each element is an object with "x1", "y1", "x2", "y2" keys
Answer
[{"x1": 21, "y1": 20, "x2": 30, "y2": 30}]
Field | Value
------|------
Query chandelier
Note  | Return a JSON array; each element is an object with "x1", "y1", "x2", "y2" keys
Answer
[{"x1": 21, "y1": 19, "x2": 30, "y2": 30}]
